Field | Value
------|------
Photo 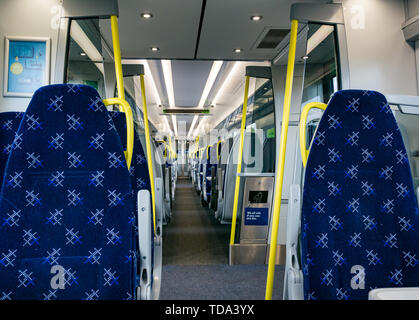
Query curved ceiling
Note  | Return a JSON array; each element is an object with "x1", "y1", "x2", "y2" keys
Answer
[{"x1": 99, "y1": 0, "x2": 328, "y2": 138}]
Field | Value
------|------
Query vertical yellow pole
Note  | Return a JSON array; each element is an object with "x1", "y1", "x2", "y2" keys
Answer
[
  {"x1": 195, "y1": 136, "x2": 200, "y2": 155},
  {"x1": 265, "y1": 19, "x2": 299, "y2": 300},
  {"x1": 140, "y1": 74, "x2": 157, "y2": 234},
  {"x1": 109, "y1": 15, "x2": 133, "y2": 169},
  {"x1": 110, "y1": 15, "x2": 125, "y2": 104},
  {"x1": 229, "y1": 75, "x2": 250, "y2": 246}
]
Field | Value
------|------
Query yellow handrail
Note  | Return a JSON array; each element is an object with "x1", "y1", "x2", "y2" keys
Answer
[
  {"x1": 229, "y1": 75, "x2": 250, "y2": 246},
  {"x1": 299, "y1": 102, "x2": 327, "y2": 167},
  {"x1": 140, "y1": 74, "x2": 157, "y2": 234},
  {"x1": 194, "y1": 136, "x2": 200, "y2": 159},
  {"x1": 265, "y1": 19, "x2": 299, "y2": 300},
  {"x1": 206, "y1": 145, "x2": 211, "y2": 159},
  {"x1": 103, "y1": 97, "x2": 133, "y2": 169},
  {"x1": 156, "y1": 140, "x2": 167, "y2": 159},
  {"x1": 216, "y1": 140, "x2": 224, "y2": 161},
  {"x1": 110, "y1": 15, "x2": 125, "y2": 104},
  {"x1": 103, "y1": 15, "x2": 134, "y2": 169}
]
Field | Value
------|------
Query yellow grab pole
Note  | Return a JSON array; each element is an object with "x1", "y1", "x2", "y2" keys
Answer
[
  {"x1": 195, "y1": 136, "x2": 200, "y2": 157},
  {"x1": 217, "y1": 140, "x2": 224, "y2": 161},
  {"x1": 103, "y1": 98, "x2": 134, "y2": 169},
  {"x1": 168, "y1": 136, "x2": 173, "y2": 160},
  {"x1": 299, "y1": 102, "x2": 327, "y2": 167},
  {"x1": 140, "y1": 74, "x2": 157, "y2": 234},
  {"x1": 110, "y1": 16, "x2": 125, "y2": 104},
  {"x1": 107, "y1": 15, "x2": 134, "y2": 169},
  {"x1": 229, "y1": 75, "x2": 250, "y2": 246},
  {"x1": 265, "y1": 19, "x2": 299, "y2": 300}
]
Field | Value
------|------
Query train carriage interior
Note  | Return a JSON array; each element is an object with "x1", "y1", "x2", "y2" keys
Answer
[{"x1": 0, "y1": 0, "x2": 419, "y2": 304}]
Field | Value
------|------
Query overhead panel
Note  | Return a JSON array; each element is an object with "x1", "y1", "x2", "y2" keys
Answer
[
  {"x1": 100, "y1": 0, "x2": 202, "y2": 59},
  {"x1": 197, "y1": 0, "x2": 329, "y2": 60},
  {"x1": 171, "y1": 60, "x2": 213, "y2": 107}
]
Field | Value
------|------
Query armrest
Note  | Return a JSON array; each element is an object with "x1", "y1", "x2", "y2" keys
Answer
[
  {"x1": 154, "y1": 177, "x2": 164, "y2": 245},
  {"x1": 369, "y1": 288, "x2": 419, "y2": 300},
  {"x1": 137, "y1": 189, "x2": 152, "y2": 300}
]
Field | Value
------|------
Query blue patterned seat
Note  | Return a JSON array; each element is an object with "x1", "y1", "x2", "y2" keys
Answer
[
  {"x1": 109, "y1": 112, "x2": 151, "y2": 195},
  {"x1": 0, "y1": 112, "x2": 24, "y2": 187},
  {"x1": 0, "y1": 84, "x2": 135, "y2": 300},
  {"x1": 301, "y1": 90, "x2": 419, "y2": 300},
  {"x1": 203, "y1": 146, "x2": 214, "y2": 202}
]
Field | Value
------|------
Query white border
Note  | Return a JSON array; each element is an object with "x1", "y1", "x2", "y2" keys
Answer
[{"x1": 3, "y1": 36, "x2": 50, "y2": 97}]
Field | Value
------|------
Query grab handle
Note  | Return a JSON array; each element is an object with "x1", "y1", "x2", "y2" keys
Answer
[
  {"x1": 103, "y1": 97, "x2": 134, "y2": 169},
  {"x1": 299, "y1": 102, "x2": 327, "y2": 167}
]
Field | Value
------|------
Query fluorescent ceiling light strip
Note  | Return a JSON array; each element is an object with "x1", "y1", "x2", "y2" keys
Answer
[
  {"x1": 197, "y1": 60, "x2": 223, "y2": 108},
  {"x1": 162, "y1": 60, "x2": 177, "y2": 136},
  {"x1": 171, "y1": 114, "x2": 177, "y2": 136},
  {"x1": 306, "y1": 25, "x2": 334, "y2": 55},
  {"x1": 188, "y1": 61, "x2": 223, "y2": 137},
  {"x1": 212, "y1": 61, "x2": 240, "y2": 105},
  {"x1": 70, "y1": 20, "x2": 104, "y2": 74},
  {"x1": 161, "y1": 60, "x2": 175, "y2": 107},
  {"x1": 141, "y1": 60, "x2": 162, "y2": 106},
  {"x1": 141, "y1": 60, "x2": 172, "y2": 135},
  {"x1": 187, "y1": 116, "x2": 198, "y2": 138}
]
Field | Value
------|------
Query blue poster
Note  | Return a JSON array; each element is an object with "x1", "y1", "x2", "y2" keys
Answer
[
  {"x1": 244, "y1": 207, "x2": 269, "y2": 226},
  {"x1": 7, "y1": 40, "x2": 48, "y2": 94}
]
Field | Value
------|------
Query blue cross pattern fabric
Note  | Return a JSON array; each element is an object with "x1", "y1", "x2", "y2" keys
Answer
[
  {"x1": 110, "y1": 112, "x2": 151, "y2": 195},
  {"x1": 301, "y1": 89, "x2": 419, "y2": 300},
  {"x1": 0, "y1": 84, "x2": 135, "y2": 300},
  {"x1": 0, "y1": 112, "x2": 24, "y2": 187}
]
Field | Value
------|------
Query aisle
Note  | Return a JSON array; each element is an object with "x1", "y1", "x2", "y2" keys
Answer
[
  {"x1": 162, "y1": 179, "x2": 230, "y2": 265},
  {"x1": 160, "y1": 179, "x2": 284, "y2": 300}
]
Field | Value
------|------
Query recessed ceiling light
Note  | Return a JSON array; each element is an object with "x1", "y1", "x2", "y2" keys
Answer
[
  {"x1": 80, "y1": 52, "x2": 86, "y2": 56},
  {"x1": 302, "y1": 55, "x2": 309, "y2": 60},
  {"x1": 150, "y1": 47, "x2": 159, "y2": 52},
  {"x1": 250, "y1": 15, "x2": 262, "y2": 21},
  {"x1": 141, "y1": 12, "x2": 153, "y2": 19},
  {"x1": 233, "y1": 48, "x2": 242, "y2": 53}
]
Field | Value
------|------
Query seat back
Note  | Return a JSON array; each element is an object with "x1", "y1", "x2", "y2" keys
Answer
[
  {"x1": 0, "y1": 112, "x2": 24, "y2": 187},
  {"x1": 110, "y1": 112, "x2": 151, "y2": 195},
  {"x1": 203, "y1": 146, "x2": 212, "y2": 199},
  {"x1": 301, "y1": 90, "x2": 419, "y2": 300},
  {"x1": 110, "y1": 111, "x2": 155, "y2": 295},
  {"x1": 0, "y1": 84, "x2": 135, "y2": 300}
]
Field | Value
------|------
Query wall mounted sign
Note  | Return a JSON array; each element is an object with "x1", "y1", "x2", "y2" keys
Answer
[
  {"x1": 244, "y1": 207, "x2": 269, "y2": 226},
  {"x1": 3, "y1": 36, "x2": 50, "y2": 97}
]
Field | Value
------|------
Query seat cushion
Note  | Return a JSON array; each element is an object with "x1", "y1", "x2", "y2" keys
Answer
[
  {"x1": 301, "y1": 90, "x2": 419, "y2": 300},
  {"x1": 0, "y1": 84, "x2": 135, "y2": 300}
]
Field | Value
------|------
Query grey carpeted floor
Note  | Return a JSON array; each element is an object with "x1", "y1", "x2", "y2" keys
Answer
[{"x1": 160, "y1": 179, "x2": 284, "y2": 300}]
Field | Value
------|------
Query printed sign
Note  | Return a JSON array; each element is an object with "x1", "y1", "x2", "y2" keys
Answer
[
  {"x1": 244, "y1": 207, "x2": 269, "y2": 226},
  {"x1": 4, "y1": 37, "x2": 50, "y2": 97}
]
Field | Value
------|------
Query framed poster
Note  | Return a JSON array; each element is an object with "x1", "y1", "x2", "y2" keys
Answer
[{"x1": 3, "y1": 36, "x2": 50, "y2": 97}]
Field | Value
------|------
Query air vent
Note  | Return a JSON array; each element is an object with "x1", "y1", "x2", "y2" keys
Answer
[{"x1": 257, "y1": 29, "x2": 289, "y2": 49}]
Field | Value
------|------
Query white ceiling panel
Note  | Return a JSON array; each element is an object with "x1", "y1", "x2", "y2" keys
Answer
[{"x1": 172, "y1": 60, "x2": 213, "y2": 107}]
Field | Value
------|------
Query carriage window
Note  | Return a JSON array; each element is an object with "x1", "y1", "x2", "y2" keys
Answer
[
  {"x1": 65, "y1": 19, "x2": 105, "y2": 98},
  {"x1": 301, "y1": 23, "x2": 340, "y2": 151}
]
